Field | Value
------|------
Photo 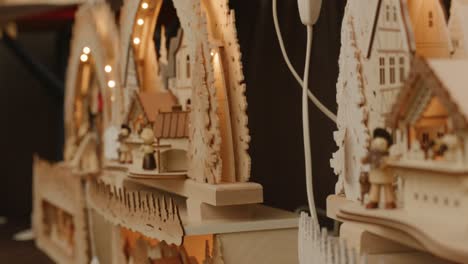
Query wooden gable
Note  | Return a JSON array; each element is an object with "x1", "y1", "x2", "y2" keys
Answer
[
  {"x1": 387, "y1": 56, "x2": 468, "y2": 130},
  {"x1": 365, "y1": 0, "x2": 415, "y2": 58},
  {"x1": 125, "y1": 91, "x2": 178, "y2": 131}
]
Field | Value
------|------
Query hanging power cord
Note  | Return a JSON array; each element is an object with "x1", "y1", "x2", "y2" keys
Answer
[
  {"x1": 272, "y1": 0, "x2": 336, "y2": 124},
  {"x1": 273, "y1": 0, "x2": 326, "y2": 222},
  {"x1": 302, "y1": 25, "x2": 316, "y2": 218}
]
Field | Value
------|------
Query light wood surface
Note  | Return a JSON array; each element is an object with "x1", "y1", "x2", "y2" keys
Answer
[{"x1": 125, "y1": 177, "x2": 263, "y2": 206}]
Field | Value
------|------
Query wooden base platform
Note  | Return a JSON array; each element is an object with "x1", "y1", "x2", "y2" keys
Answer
[{"x1": 327, "y1": 195, "x2": 460, "y2": 263}]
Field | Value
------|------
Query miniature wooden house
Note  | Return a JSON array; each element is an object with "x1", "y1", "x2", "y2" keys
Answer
[
  {"x1": 387, "y1": 56, "x2": 468, "y2": 230},
  {"x1": 125, "y1": 91, "x2": 177, "y2": 138},
  {"x1": 365, "y1": 0, "x2": 415, "y2": 120}
]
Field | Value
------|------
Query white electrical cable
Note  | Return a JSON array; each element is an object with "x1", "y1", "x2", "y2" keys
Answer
[
  {"x1": 272, "y1": 0, "x2": 337, "y2": 124},
  {"x1": 302, "y1": 26, "x2": 317, "y2": 219}
]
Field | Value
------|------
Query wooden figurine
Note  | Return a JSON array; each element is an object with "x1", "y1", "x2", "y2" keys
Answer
[
  {"x1": 362, "y1": 128, "x2": 395, "y2": 209},
  {"x1": 118, "y1": 124, "x2": 133, "y2": 164},
  {"x1": 140, "y1": 127, "x2": 157, "y2": 171}
]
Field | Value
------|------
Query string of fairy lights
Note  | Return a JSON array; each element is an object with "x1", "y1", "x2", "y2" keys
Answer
[{"x1": 79, "y1": 46, "x2": 116, "y2": 103}]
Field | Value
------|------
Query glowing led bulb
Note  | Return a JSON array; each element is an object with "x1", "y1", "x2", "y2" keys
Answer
[
  {"x1": 83, "y1": 47, "x2": 90, "y2": 54},
  {"x1": 108, "y1": 80, "x2": 116, "y2": 88},
  {"x1": 137, "y1": 19, "x2": 144, "y2": 26},
  {"x1": 210, "y1": 50, "x2": 215, "y2": 57},
  {"x1": 141, "y1": 2, "x2": 148, "y2": 9},
  {"x1": 80, "y1": 54, "x2": 88, "y2": 62},
  {"x1": 105, "y1": 65, "x2": 112, "y2": 73},
  {"x1": 133, "y1": 37, "x2": 141, "y2": 45}
]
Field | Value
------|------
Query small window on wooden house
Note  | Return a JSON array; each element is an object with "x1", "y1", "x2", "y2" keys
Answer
[
  {"x1": 379, "y1": 57, "x2": 386, "y2": 85},
  {"x1": 386, "y1": 5, "x2": 390, "y2": 21},
  {"x1": 186, "y1": 55, "x2": 190, "y2": 78},
  {"x1": 393, "y1": 6, "x2": 397, "y2": 22},
  {"x1": 399, "y1": 57, "x2": 405, "y2": 82},
  {"x1": 390, "y1": 57, "x2": 395, "y2": 84},
  {"x1": 428, "y1": 11, "x2": 433, "y2": 27}
]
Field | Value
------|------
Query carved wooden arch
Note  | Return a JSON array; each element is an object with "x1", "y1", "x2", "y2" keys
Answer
[
  {"x1": 64, "y1": 3, "x2": 122, "y2": 163},
  {"x1": 119, "y1": 0, "x2": 250, "y2": 184}
]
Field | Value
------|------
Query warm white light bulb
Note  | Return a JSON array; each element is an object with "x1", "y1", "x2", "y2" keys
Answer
[
  {"x1": 133, "y1": 37, "x2": 141, "y2": 45},
  {"x1": 80, "y1": 54, "x2": 88, "y2": 62},
  {"x1": 137, "y1": 19, "x2": 144, "y2": 26},
  {"x1": 83, "y1": 47, "x2": 91, "y2": 54},
  {"x1": 105, "y1": 65, "x2": 112, "y2": 73},
  {"x1": 210, "y1": 50, "x2": 215, "y2": 57},
  {"x1": 141, "y1": 2, "x2": 148, "y2": 9},
  {"x1": 108, "y1": 80, "x2": 116, "y2": 88}
]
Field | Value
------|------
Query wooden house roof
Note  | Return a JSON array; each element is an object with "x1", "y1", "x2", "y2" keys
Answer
[
  {"x1": 126, "y1": 91, "x2": 178, "y2": 123},
  {"x1": 365, "y1": 0, "x2": 416, "y2": 58},
  {"x1": 153, "y1": 110, "x2": 189, "y2": 139},
  {"x1": 387, "y1": 56, "x2": 468, "y2": 129}
]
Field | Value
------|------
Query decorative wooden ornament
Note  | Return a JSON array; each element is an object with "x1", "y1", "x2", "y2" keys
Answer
[{"x1": 87, "y1": 179, "x2": 185, "y2": 246}]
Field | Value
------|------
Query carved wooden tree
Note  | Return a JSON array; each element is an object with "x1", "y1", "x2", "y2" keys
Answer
[
  {"x1": 187, "y1": 43, "x2": 222, "y2": 184},
  {"x1": 331, "y1": 14, "x2": 369, "y2": 202}
]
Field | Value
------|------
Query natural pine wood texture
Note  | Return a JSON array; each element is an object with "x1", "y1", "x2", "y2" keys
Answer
[
  {"x1": 328, "y1": 195, "x2": 454, "y2": 263},
  {"x1": 125, "y1": 177, "x2": 262, "y2": 207},
  {"x1": 33, "y1": 158, "x2": 89, "y2": 264},
  {"x1": 215, "y1": 229, "x2": 298, "y2": 264},
  {"x1": 337, "y1": 203, "x2": 468, "y2": 263},
  {"x1": 64, "y1": 2, "x2": 122, "y2": 165}
]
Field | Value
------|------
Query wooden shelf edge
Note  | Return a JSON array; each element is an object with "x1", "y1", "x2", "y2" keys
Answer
[{"x1": 124, "y1": 175, "x2": 263, "y2": 206}]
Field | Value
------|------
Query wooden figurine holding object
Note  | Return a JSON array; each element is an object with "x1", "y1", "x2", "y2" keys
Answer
[
  {"x1": 118, "y1": 124, "x2": 133, "y2": 164},
  {"x1": 140, "y1": 127, "x2": 157, "y2": 171},
  {"x1": 362, "y1": 128, "x2": 396, "y2": 209}
]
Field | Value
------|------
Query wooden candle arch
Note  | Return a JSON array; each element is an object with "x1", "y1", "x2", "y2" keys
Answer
[{"x1": 64, "y1": 4, "x2": 122, "y2": 168}]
